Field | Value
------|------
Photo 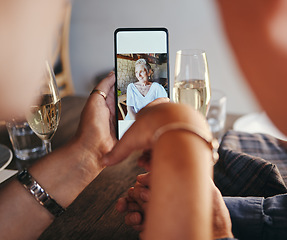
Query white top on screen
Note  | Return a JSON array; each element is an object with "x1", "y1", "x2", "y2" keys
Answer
[{"x1": 116, "y1": 31, "x2": 167, "y2": 54}]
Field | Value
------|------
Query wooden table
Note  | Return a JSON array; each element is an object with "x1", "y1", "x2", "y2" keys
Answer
[
  {"x1": 0, "y1": 96, "x2": 241, "y2": 240},
  {"x1": 40, "y1": 152, "x2": 144, "y2": 240}
]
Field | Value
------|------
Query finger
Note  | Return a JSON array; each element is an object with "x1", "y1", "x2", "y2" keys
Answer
[
  {"x1": 135, "y1": 186, "x2": 150, "y2": 203},
  {"x1": 93, "y1": 71, "x2": 115, "y2": 96},
  {"x1": 129, "y1": 182, "x2": 150, "y2": 205},
  {"x1": 103, "y1": 119, "x2": 148, "y2": 165},
  {"x1": 125, "y1": 212, "x2": 143, "y2": 226},
  {"x1": 92, "y1": 72, "x2": 116, "y2": 140},
  {"x1": 127, "y1": 202, "x2": 142, "y2": 212},
  {"x1": 87, "y1": 72, "x2": 115, "y2": 111},
  {"x1": 136, "y1": 172, "x2": 151, "y2": 187},
  {"x1": 102, "y1": 134, "x2": 145, "y2": 166},
  {"x1": 116, "y1": 197, "x2": 128, "y2": 213}
]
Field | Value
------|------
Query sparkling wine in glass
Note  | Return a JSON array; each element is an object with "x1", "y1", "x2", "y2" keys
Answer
[
  {"x1": 173, "y1": 49, "x2": 211, "y2": 116},
  {"x1": 26, "y1": 61, "x2": 61, "y2": 153}
]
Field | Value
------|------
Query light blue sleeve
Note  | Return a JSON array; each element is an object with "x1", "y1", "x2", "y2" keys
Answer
[
  {"x1": 154, "y1": 82, "x2": 168, "y2": 98},
  {"x1": 126, "y1": 83, "x2": 134, "y2": 107}
]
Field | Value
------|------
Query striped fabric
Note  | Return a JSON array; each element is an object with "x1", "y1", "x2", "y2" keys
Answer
[{"x1": 214, "y1": 130, "x2": 287, "y2": 198}]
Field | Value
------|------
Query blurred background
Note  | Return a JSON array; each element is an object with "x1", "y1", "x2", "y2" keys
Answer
[{"x1": 68, "y1": 0, "x2": 260, "y2": 114}]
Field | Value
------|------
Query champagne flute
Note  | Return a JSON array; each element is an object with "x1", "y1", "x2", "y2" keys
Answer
[
  {"x1": 173, "y1": 49, "x2": 211, "y2": 116},
  {"x1": 26, "y1": 61, "x2": 61, "y2": 153}
]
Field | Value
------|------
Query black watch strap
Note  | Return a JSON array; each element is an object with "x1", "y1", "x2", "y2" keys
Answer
[{"x1": 17, "y1": 169, "x2": 66, "y2": 217}]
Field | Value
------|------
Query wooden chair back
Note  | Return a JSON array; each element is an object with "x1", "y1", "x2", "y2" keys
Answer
[{"x1": 51, "y1": 0, "x2": 74, "y2": 97}]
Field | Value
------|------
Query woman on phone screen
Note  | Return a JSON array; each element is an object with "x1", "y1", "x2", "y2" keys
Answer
[{"x1": 125, "y1": 59, "x2": 168, "y2": 120}]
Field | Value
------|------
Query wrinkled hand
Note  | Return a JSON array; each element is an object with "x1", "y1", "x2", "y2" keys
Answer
[
  {"x1": 117, "y1": 173, "x2": 233, "y2": 239},
  {"x1": 116, "y1": 172, "x2": 151, "y2": 232},
  {"x1": 75, "y1": 71, "x2": 117, "y2": 160}
]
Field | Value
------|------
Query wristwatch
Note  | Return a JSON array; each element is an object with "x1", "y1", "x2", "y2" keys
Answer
[{"x1": 17, "y1": 169, "x2": 66, "y2": 217}]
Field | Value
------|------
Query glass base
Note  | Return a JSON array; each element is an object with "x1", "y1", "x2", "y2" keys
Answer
[{"x1": 14, "y1": 146, "x2": 46, "y2": 160}]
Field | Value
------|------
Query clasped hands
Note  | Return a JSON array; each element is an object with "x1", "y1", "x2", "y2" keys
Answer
[
  {"x1": 83, "y1": 72, "x2": 233, "y2": 239},
  {"x1": 115, "y1": 172, "x2": 233, "y2": 239}
]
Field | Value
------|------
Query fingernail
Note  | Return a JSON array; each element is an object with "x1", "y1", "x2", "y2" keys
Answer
[
  {"x1": 128, "y1": 187, "x2": 134, "y2": 198},
  {"x1": 108, "y1": 71, "x2": 114, "y2": 76},
  {"x1": 116, "y1": 198, "x2": 126, "y2": 212},
  {"x1": 130, "y1": 212, "x2": 140, "y2": 223}
]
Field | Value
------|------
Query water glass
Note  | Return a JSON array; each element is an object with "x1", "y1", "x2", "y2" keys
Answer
[
  {"x1": 207, "y1": 89, "x2": 227, "y2": 142},
  {"x1": 6, "y1": 120, "x2": 46, "y2": 160}
]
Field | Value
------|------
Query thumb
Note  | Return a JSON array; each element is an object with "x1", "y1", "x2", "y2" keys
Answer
[
  {"x1": 136, "y1": 172, "x2": 151, "y2": 187},
  {"x1": 102, "y1": 115, "x2": 152, "y2": 166},
  {"x1": 102, "y1": 133, "x2": 144, "y2": 166}
]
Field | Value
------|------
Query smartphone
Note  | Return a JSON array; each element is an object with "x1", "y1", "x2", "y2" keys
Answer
[{"x1": 114, "y1": 28, "x2": 169, "y2": 139}]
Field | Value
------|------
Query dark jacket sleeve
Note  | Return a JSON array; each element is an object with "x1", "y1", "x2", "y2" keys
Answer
[{"x1": 224, "y1": 194, "x2": 287, "y2": 240}]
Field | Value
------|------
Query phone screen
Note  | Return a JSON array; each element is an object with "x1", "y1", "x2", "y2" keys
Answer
[{"x1": 114, "y1": 28, "x2": 169, "y2": 139}]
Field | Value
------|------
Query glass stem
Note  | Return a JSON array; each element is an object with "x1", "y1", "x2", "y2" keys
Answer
[{"x1": 44, "y1": 140, "x2": 52, "y2": 153}]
